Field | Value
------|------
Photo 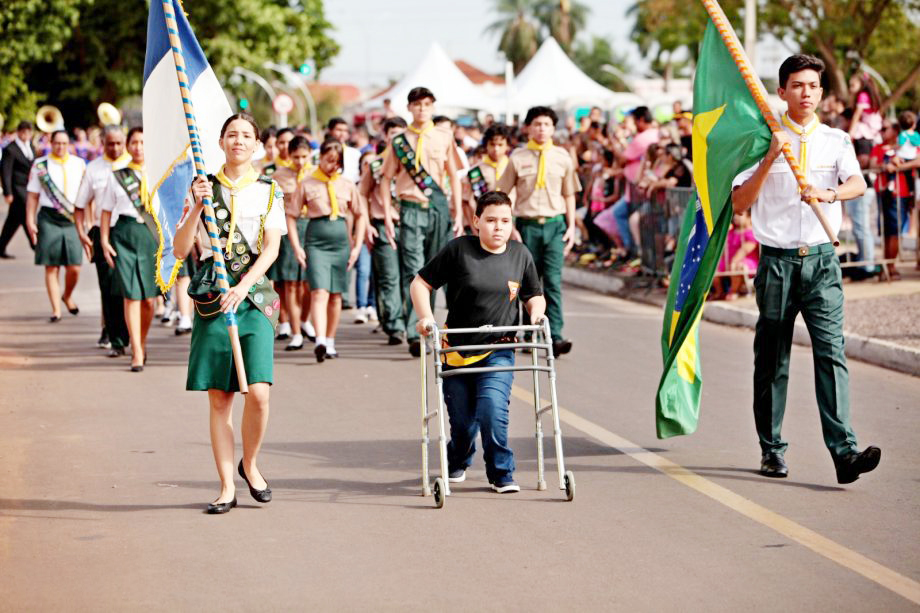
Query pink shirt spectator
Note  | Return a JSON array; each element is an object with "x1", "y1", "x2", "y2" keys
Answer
[
  {"x1": 851, "y1": 91, "x2": 882, "y2": 142},
  {"x1": 718, "y1": 228, "x2": 759, "y2": 273},
  {"x1": 623, "y1": 127, "x2": 660, "y2": 183}
]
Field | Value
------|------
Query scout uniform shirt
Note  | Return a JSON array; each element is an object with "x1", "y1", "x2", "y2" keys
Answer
[
  {"x1": 26, "y1": 154, "x2": 86, "y2": 209},
  {"x1": 731, "y1": 114, "x2": 861, "y2": 249},
  {"x1": 75, "y1": 153, "x2": 131, "y2": 227},
  {"x1": 380, "y1": 123, "x2": 454, "y2": 205},
  {"x1": 99, "y1": 167, "x2": 147, "y2": 225},
  {"x1": 496, "y1": 143, "x2": 580, "y2": 220},
  {"x1": 359, "y1": 153, "x2": 399, "y2": 223},
  {"x1": 289, "y1": 172, "x2": 362, "y2": 220},
  {"x1": 462, "y1": 156, "x2": 516, "y2": 207},
  {"x1": 272, "y1": 164, "x2": 312, "y2": 214}
]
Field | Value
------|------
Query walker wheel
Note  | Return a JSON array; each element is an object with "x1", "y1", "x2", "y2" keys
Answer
[
  {"x1": 564, "y1": 471, "x2": 575, "y2": 501},
  {"x1": 433, "y1": 477, "x2": 446, "y2": 509}
]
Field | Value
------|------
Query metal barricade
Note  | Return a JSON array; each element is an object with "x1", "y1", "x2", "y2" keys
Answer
[{"x1": 638, "y1": 186, "x2": 695, "y2": 278}]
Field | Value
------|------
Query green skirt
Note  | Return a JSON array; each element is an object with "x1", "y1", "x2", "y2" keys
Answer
[
  {"x1": 111, "y1": 216, "x2": 159, "y2": 300},
  {"x1": 186, "y1": 299, "x2": 274, "y2": 392},
  {"x1": 306, "y1": 217, "x2": 349, "y2": 293},
  {"x1": 270, "y1": 218, "x2": 310, "y2": 282},
  {"x1": 35, "y1": 208, "x2": 82, "y2": 267},
  {"x1": 178, "y1": 254, "x2": 199, "y2": 279}
]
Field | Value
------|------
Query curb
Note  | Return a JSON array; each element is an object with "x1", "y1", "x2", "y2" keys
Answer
[{"x1": 562, "y1": 266, "x2": 920, "y2": 378}]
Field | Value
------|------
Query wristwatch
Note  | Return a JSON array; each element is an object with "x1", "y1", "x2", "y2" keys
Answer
[{"x1": 828, "y1": 188, "x2": 838, "y2": 202}]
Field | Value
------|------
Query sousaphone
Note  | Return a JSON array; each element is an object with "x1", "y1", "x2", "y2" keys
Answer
[
  {"x1": 97, "y1": 102, "x2": 122, "y2": 127},
  {"x1": 36, "y1": 105, "x2": 64, "y2": 133}
]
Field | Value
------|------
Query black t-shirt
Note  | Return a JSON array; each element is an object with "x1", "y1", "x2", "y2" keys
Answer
[{"x1": 419, "y1": 236, "x2": 542, "y2": 350}]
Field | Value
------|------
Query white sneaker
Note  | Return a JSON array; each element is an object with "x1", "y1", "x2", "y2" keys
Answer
[
  {"x1": 448, "y1": 469, "x2": 466, "y2": 483},
  {"x1": 491, "y1": 480, "x2": 520, "y2": 494},
  {"x1": 366, "y1": 306, "x2": 378, "y2": 322},
  {"x1": 353, "y1": 307, "x2": 368, "y2": 324}
]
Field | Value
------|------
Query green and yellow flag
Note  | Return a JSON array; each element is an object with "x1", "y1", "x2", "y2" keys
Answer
[{"x1": 655, "y1": 21, "x2": 772, "y2": 438}]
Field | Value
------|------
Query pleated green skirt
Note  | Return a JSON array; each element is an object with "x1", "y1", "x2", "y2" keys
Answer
[
  {"x1": 35, "y1": 208, "x2": 82, "y2": 267},
  {"x1": 306, "y1": 217, "x2": 349, "y2": 293},
  {"x1": 186, "y1": 299, "x2": 274, "y2": 392},
  {"x1": 270, "y1": 218, "x2": 310, "y2": 282},
  {"x1": 111, "y1": 216, "x2": 159, "y2": 300}
]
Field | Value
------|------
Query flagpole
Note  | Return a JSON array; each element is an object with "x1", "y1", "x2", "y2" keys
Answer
[
  {"x1": 700, "y1": 0, "x2": 840, "y2": 246},
  {"x1": 161, "y1": 0, "x2": 249, "y2": 393}
]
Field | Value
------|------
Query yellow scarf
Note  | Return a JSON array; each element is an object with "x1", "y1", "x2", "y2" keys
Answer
[
  {"x1": 781, "y1": 113, "x2": 818, "y2": 174},
  {"x1": 526, "y1": 139, "x2": 553, "y2": 188},
  {"x1": 215, "y1": 165, "x2": 259, "y2": 258},
  {"x1": 126, "y1": 161, "x2": 151, "y2": 213},
  {"x1": 482, "y1": 155, "x2": 508, "y2": 181},
  {"x1": 312, "y1": 168, "x2": 342, "y2": 220},
  {"x1": 104, "y1": 151, "x2": 132, "y2": 165},
  {"x1": 408, "y1": 121, "x2": 434, "y2": 172},
  {"x1": 49, "y1": 153, "x2": 70, "y2": 193},
  {"x1": 276, "y1": 157, "x2": 294, "y2": 169}
]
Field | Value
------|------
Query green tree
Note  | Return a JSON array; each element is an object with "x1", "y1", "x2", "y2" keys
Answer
[
  {"x1": 533, "y1": 0, "x2": 590, "y2": 53},
  {"x1": 486, "y1": 0, "x2": 542, "y2": 74},
  {"x1": 572, "y1": 36, "x2": 632, "y2": 92}
]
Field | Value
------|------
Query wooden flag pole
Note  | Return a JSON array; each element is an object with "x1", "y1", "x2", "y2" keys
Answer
[
  {"x1": 161, "y1": 0, "x2": 249, "y2": 393},
  {"x1": 700, "y1": 0, "x2": 840, "y2": 246}
]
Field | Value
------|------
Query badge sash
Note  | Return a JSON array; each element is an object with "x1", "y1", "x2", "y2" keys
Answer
[
  {"x1": 467, "y1": 166, "x2": 488, "y2": 202},
  {"x1": 34, "y1": 160, "x2": 74, "y2": 222},
  {"x1": 390, "y1": 133, "x2": 448, "y2": 209},
  {"x1": 113, "y1": 168, "x2": 160, "y2": 242}
]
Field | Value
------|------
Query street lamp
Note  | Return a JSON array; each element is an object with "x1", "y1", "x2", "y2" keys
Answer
[
  {"x1": 231, "y1": 67, "x2": 279, "y2": 121},
  {"x1": 263, "y1": 61, "x2": 319, "y2": 137}
]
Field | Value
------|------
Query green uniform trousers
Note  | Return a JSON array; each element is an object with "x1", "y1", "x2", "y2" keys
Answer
[
  {"x1": 371, "y1": 218, "x2": 404, "y2": 336},
  {"x1": 517, "y1": 217, "x2": 565, "y2": 341},
  {"x1": 399, "y1": 200, "x2": 451, "y2": 341},
  {"x1": 752, "y1": 244, "x2": 857, "y2": 460},
  {"x1": 89, "y1": 226, "x2": 128, "y2": 349}
]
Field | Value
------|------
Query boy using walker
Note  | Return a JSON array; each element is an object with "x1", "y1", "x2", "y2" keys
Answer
[{"x1": 410, "y1": 191, "x2": 546, "y2": 493}]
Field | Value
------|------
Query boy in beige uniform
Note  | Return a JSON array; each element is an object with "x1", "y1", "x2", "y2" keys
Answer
[
  {"x1": 462, "y1": 123, "x2": 514, "y2": 228},
  {"x1": 496, "y1": 106, "x2": 579, "y2": 356},
  {"x1": 378, "y1": 86, "x2": 463, "y2": 357}
]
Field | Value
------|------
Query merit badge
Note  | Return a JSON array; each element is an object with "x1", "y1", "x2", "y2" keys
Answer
[
  {"x1": 254, "y1": 293, "x2": 264, "y2": 304},
  {"x1": 235, "y1": 244, "x2": 246, "y2": 255},
  {"x1": 230, "y1": 261, "x2": 242, "y2": 272},
  {"x1": 241, "y1": 254, "x2": 251, "y2": 265},
  {"x1": 216, "y1": 208, "x2": 228, "y2": 220}
]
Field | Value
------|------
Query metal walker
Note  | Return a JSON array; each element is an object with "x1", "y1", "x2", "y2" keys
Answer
[{"x1": 419, "y1": 319, "x2": 575, "y2": 508}]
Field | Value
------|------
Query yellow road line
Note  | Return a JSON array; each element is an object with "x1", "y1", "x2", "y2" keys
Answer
[{"x1": 510, "y1": 385, "x2": 920, "y2": 606}]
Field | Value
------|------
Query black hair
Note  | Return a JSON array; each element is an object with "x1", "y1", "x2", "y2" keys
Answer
[
  {"x1": 260, "y1": 127, "x2": 276, "y2": 144},
  {"x1": 898, "y1": 110, "x2": 917, "y2": 131},
  {"x1": 327, "y1": 117, "x2": 348, "y2": 131},
  {"x1": 590, "y1": 121, "x2": 601, "y2": 131},
  {"x1": 631, "y1": 106, "x2": 653, "y2": 124},
  {"x1": 603, "y1": 149, "x2": 615, "y2": 165},
  {"x1": 288, "y1": 135, "x2": 311, "y2": 154},
  {"x1": 475, "y1": 191, "x2": 512, "y2": 217},
  {"x1": 50, "y1": 129, "x2": 69, "y2": 142},
  {"x1": 318, "y1": 137, "x2": 344, "y2": 169},
  {"x1": 16, "y1": 120, "x2": 33, "y2": 132},
  {"x1": 275, "y1": 127, "x2": 294, "y2": 140},
  {"x1": 433, "y1": 115, "x2": 451, "y2": 126},
  {"x1": 482, "y1": 123, "x2": 510, "y2": 146},
  {"x1": 126, "y1": 126, "x2": 143, "y2": 142},
  {"x1": 220, "y1": 113, "x2": 260, "y2": 138},
  {"x1": 383, "y1": 117, "x2": 407, "y2": 133},
  {"x1": 407, "y1": 86, "x2": 436, "y2": 104},
  {"x1": 524, "y1": 106, "x2": 558, "y2": 126},
  {"x1": 778, "y1": 54, "x2": 825, "y2": 89}
]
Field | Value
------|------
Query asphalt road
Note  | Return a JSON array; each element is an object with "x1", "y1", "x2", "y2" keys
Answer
[{"x1": 0, "y1": 234, "x2": 917, "y2": 611}]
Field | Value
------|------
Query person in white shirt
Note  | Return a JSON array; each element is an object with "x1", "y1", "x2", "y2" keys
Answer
[
  {"x1": 25, "y1": 130, "x2": 86, "y2": 322},
  {"x1": 74, "y1": 125, "x2": 131, "y2": 354},
  {"x1": 731, "y1": 54, "x2": 880, "y2": 485}
]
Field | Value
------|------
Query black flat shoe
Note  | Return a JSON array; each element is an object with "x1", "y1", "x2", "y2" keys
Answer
[
  {"x1": 834, "y1": 446, "x2": 881, "y2": 484},
  {"x1": 759, "y1": 452, "x2": 788, "y2": 478},
  {"x1": 67, "y1": 306, "x2": 79, "y2": 316},
  {"x1": 0, "y1": 252, "x2": 15, "y2": 259},
  {"x1": 108, "y1": 347, "x2": 126, "y2": 358},
  {"x1": 552, "y1": 339, "x2": 573, "y2": 357},
  {"x1": 238, "y1": 460, "x2": 272, "y2": 503},
  {"x1": 130, "y1": 365, "x2": 144, "y2": 373},
  {"x1": 408, "y1": 339, "x2": 421, "y2": 358},
  {"x1": 174, "y1": 326, "x2": 192, "y2": 336},
  {"x1": 49, "y1": 315, "x2": 61, "y2": 323},
  {"x1": 206, "y1": 496, "x2": 237, "y2": 514},
  {"x1": 314, "y1": 344, "x2": 326, "y2": 363}
]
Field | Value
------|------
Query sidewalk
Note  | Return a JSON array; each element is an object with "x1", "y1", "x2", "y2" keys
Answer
[{"x1": 563, "y1": 258, "x2": 920, "y2": 377}]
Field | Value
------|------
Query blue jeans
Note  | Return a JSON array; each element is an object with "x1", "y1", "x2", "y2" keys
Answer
[
  {"x1": 442, "y1": 349, "x2": 515, "y2": 483},
  {"x1": 355, "y1": 244, "x2": 375, "y2": 308},
  {"x1": 844, "y1": 189, "x2": 875, "y2": 273},
  {"x1": 612, "y1": 195, "x2": 635, "y2": 252}
]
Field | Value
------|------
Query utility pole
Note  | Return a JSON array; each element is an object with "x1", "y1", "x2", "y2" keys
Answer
[{"x1": 744, "y1": 0, "x2": 757, "y2": 68}]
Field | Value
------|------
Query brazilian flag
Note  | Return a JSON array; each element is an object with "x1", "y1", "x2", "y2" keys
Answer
[{"x1": 655, "y1": 21, "x2": 772, "y2": 438}]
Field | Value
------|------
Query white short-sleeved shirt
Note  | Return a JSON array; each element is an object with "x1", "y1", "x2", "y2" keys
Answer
[
  {"x1": 732, "y1": 116, "x2": 861, "y2": 249},
  {"x1": 198, "y1": 177, "x2": 287, "y2": 260},
  {"x1": 343, "y1": 145, "x2": 361, "y2": 183},
  {"x1": 75, "y1": 155, "x2": 130, "y2": 227},
  {"x1": 26, "y1": 155, "x2": 86, "y2": 209},
  {"x1": 100, "y1": 168, "x2": 145, "y2": 226}
]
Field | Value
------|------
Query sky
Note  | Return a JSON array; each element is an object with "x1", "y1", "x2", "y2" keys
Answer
[{"x1": 321, "y1": 0, "x2": 642, "y2": 89}]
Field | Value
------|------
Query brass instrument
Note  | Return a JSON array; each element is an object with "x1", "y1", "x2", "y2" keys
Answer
[
  {"x1": 36, "y1": 105, "x2": 64, "y2": 133},
  {"x1": 97, "y1": 102, "x2": 121, "y2": 127}
]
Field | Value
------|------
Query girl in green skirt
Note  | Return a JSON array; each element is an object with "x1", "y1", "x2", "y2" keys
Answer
[
  {"x1": 288, "y1": 139, "x2": 366, "y2": 362},
  {"x1": 173, "y1": 114, "x2": 287, "y2": 514},
  {"x1": 100, "y1": 128, "x2": 158, "y2": 372}
]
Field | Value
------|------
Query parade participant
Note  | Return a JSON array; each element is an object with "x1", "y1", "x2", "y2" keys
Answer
[
  {"x1": 267, "y1": 127, "x2": 296, "y2": 340},
  {"x1": 0, "y1": 121, "x2": 38, "y2": 258},
  {"x1": 326, "y1": 117, "x2": 361, "y2": 181},
  {"x1": 462, "y1": 123, "x2": 512, "y2": 228},
  {"x1": 360, "y1": 116, "x2": 406, "y2": 345},
  {"x1": 25, "y1": 130, "x2": 86, "y2": 322},
  {"x1": 411, "y1": 191, "x2": 545, "y2": 493},
  {"x1": 289, "y1": 138, "x2": 365, "y2": 362},
  {"x1": 98, "y1": 127, "x2": 159, "y2": 372},
  {"x1": 378, "y1": 86, "x2": 464, "y2": 358},
  {"x1": 173, "y1": 113, "x2": 286, "y2": 514},
  {"x1": 496, "y1": 106, "x2": 579, "y2": 357},
  {"x1": 74, "y1": 125, "x2": 132, "y2": 354},
  {"x1": 173, "y1": 246, "x2": 197, "y2": 335},
  {"x1": 272, "y1": 135, "x2": 314, "y2": 350},
  {"x1": 257, "y1": 127, "x2": 277, "y2": 175},
  {"x1": 731, "y1": 54, "x2": 881, "y2": 484}
]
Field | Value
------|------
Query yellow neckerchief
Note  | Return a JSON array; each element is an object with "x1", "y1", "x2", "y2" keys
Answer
[
  {"x1": 408, "y1": 121, "x2": 434, "y2": 171},
  {"x1": 276, "y1": 157, "x2": 294, "y2": 169},
  {"x1": 215, "y1": 164, "x2": 259, "y2": 258},
  {"x1": 126, "y1": 161, "x2": 151, "y2": 212},
  {"x1": 49, "y1": 153, "x2": 70, "y2": 193},
  {"x1": 482, "y1": 155, "x2": 508, "y2": 181},
  {"x1": 781, "y1": 113, "x2": 819, "y2": 174},
  {"x1": 312, "y1": 167, "x2": 342, "y2": 220},
  {"x1": 526, "y1": 139, "x2": 554, "y2": 188},
  {"x1": 104, "y1": 151, "x2": 132, "y2": 165}
]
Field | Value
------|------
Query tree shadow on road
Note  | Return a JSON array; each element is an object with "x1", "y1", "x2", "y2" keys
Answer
[{"x1": 0, "y1": 498, "x2": 206, "y2": 513}]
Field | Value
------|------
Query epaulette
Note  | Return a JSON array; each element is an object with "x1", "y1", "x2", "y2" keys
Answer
[{"x1": 258, "y1": 175, "x2": 273, "y2": 184}]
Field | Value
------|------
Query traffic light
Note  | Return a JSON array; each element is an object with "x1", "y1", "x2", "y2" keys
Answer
[
  {"x1": 299, "y1": 59, "x2": 315, "y2": 76},
  {"x1": 239, "y1": 98, "x2": 250, "y2": 110}
]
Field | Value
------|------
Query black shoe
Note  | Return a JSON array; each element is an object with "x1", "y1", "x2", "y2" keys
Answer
[
  {"x1": 408, "y1": 339, "x2": 421, "y2": 358},
  {"x1": 238, "y1": 460, "x2": 272, "y2": 503},
  {"x1": 276, "y1": 332, "x2": 291, "y2": 341},
  {"x1": 314, "y1": 344, "x2": 327, "y2": 363},
  {"x1": 108, "y1": 347, "x2": 126, "y2": 358},
  {"x1": 301, "y1": 327, "x2": 316, "y2": 343},
  {"x1": 130, "y1": 365, "x2": 144, "y2": 373},
  {"x1": 0, "y1": 252, "x2": 14, "y2": 259},
  {"x1": 49, "y1": 315, "x2": 61, "y2": 323},
  {"x1": 834, "y1": 446, "x2": 881, "y2": 484},
  {"x1": 97, "y1": 330, "x2": 110, "y2": 349},
  {"x1": 174, "y1": 326, "x2": 192, "y2": 336},
  {"x1": 67, "y1": 306, "x2": 79, "y2": 316},
  {"x1": 759, "y1": 452, "x2": 788, "y2": 478},
  {"x1": 387, "y1": 333, "x2": 404, "y2": 346},
  {"x1": 552, "y1": 339, "x2": 573, "y2": 357},
  {"x1": 206, "y1": 496, "x2": 237, "y2": 514}
]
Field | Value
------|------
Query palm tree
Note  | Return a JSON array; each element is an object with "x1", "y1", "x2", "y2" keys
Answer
[
  {"x1": 485, "y1": 0, "x2": 542, "y2": 74},
  {"x1": 533, "y1": 0, "x2": 590, "y2": 54}
]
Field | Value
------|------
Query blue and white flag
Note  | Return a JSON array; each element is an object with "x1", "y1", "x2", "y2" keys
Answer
[{"x1": 143, "y1": 0, "x2": 231, "y2": 290}]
